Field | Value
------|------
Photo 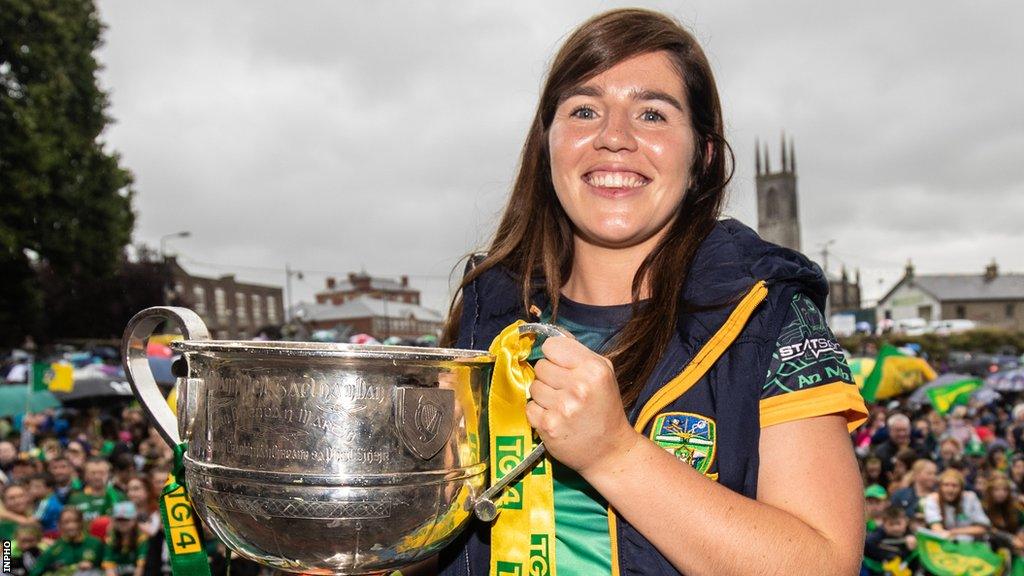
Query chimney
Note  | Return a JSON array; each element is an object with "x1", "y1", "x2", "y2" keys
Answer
[
  {"x1": 905, "y1": 259, "x2": 915, "y2": 279},
  {"x1": 401, "y1": 275, "x2": 409, "y2": 287},
  {"x1": 326, "y1": 276, "x2": 336, "y2": 290},
  {"x1": 984, "y1": 260, "x2": 999, "y2": 282}
]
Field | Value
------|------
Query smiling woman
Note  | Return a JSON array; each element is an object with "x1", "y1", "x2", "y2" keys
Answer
[{"x1": 437, "y1": 8, "x2": 868, "y2": 576}]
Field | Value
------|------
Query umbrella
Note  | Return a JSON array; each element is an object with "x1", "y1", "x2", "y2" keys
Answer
[
  {"x1": 50, "y1": 365, "x2": 135, "y2": 403},
  {"x1": 907, "y1": 373, "x2": 977, "y2": 408},
  {"x1": 416, "y1": 334, "x2": 439, "y2": 346},
  {"x1": 147, "y1": 342, "x2": 173, "y2": 358},
  {"x1": 988, "y1": 368, "x2": 1024, "y2": 392},
  {"x1": 973, "y1": 387, "x2": 1003, "y2": 405},
  {"x1": 0, "y1": 385, "x2": 61, "y2": 417},
  {"x1": 149, "y1": 357, "x2": 177, "y2": 386}
]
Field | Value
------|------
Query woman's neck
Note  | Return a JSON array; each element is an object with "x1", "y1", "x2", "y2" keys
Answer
[{"x1": 562, "y1": 233, "x2": 661, "y2": 305}]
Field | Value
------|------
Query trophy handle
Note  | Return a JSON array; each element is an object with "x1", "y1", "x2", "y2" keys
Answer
[
  {"x1": 472, "y1": 322, "x2": 571, "y2": 522},
  {"x1": 122, "y1": 306, "x2": 210, "y2": 448}
]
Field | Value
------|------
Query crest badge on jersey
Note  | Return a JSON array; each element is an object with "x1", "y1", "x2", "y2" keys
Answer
[{"x1": 650, "y1": 412, "x2": 718, "y2": 480}]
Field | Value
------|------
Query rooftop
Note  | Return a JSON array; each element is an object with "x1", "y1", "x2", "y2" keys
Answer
[{"x1": 292, "y1": 295, "x2": 443, "y2": 324}]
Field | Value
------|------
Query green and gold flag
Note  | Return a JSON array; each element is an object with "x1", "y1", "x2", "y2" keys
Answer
[
  {"x1": 916, "y1": 531, "x2": 1003, "y2": 576},
  {"x1": 861, "y1": 344, "x2": 937, "y2": 403},
  {"x1": 927, "y1": 378, "x2": 983, "y2": 415},
  {"x1": 31, "y1": 362, "x2": 49, "y2": 392}
]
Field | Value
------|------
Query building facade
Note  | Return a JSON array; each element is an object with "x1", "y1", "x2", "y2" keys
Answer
[
  {"x1": 876, "y1": 261, "x2": 1024, "y2": 331},
  {"x1": 294, "y1": 297, "x2": 444, "y2": 341},
  {"x1": 167, "y1": 257, "x2": 285, "y2": 339},
  {"x1": 316, "y1": 272, "x2": 420, "y2": 305}
]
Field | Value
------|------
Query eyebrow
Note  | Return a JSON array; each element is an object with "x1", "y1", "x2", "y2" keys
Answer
[{"x1": 559, "y1": 85, "x2": 685, "y2": 112}]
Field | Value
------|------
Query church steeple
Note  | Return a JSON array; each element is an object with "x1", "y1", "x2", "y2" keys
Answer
[{"x1": 755, "y1": 131, "x2": 801, "y2": 252}]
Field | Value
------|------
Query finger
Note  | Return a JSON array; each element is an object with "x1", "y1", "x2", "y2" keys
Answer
[
  {"x1": 525, "y1": 399, "x2": 546, "y2": 431},
  {"x1": 528, "y1": 378, "x2": 559, "y2": 409},
  {"x1": 539, "y1": 336, "x2": 589, "y2": 369},
  {"x1": 534, "y1": 358, "x2": 573, "y2": 390}
]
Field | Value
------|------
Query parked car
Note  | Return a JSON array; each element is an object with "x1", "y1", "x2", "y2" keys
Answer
[{"x1": 928, "y1": 319, "x2": 978, "y2": 335}]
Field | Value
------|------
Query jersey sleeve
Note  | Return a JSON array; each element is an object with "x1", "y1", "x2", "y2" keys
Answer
[{"x1": 759, "y1": 293, "x2": 867, "y2": 431}]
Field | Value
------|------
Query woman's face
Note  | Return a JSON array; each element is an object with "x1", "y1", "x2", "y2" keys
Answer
[
  {"x1": 1012, "y1": 459, "x2": 1024, "y2": 479},
  {"x1": 991, "y1": 483, "x2": 1011, "y2": 503},
  {"x1": 58, "y1": 511, "x2": 82, "y2": 540},
  {"x1": 917, "y1": 463, "x2": 938, "y2": 491},
  {"x1": 547, "y1": 51, "x2": 696, "y2": 251},
  {"x1": 939, "y1": 477, "x2": 962, "y2": 503},
  {"x1": 127, "y1": 478, "x2": 149, "y2": 508}
]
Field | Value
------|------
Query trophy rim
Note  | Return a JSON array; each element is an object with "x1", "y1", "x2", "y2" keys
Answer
[{"x1": 169, "y1": 340, "x2": 495, "y2": 363}]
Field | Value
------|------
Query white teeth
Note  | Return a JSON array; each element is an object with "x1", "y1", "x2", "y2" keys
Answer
[{"x1": 586, "y1": 173, "x2": 647, "y2": 188}]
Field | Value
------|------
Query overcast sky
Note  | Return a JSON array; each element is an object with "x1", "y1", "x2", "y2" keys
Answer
[{"x1": 95, "y1": 1, "x2": 1024, "y2": 313}]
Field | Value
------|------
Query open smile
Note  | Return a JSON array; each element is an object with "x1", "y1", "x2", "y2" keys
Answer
[{"x1": 581, "y1": 170, "x2": 651, "y2": 192}]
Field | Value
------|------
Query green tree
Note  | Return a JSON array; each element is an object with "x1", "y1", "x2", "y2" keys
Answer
[{"x1": 1, "y1": 0, "x2": 134, "y2": 346}]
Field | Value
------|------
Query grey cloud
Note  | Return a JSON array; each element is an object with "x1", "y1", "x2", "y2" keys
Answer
[{"x1": 96, "y1": 0, "x2": 1024, "y2": 311}]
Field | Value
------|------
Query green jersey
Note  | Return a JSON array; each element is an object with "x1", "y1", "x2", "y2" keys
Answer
[
  {"x1": 102, "y1": 532, "x2": 149, "y2": 575},
  {"x1": 28, "y1": 535, "x2": 104, "y2": 576},
  {"x1": 67, "y1": 485, "x2": 125, "y2": 523}
]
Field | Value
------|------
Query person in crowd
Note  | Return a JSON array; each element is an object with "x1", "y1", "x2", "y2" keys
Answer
[
  {"x1": 923, "y1": 468, "x2": 991, "y2": 541},
  {"x1": 111, "y1": 453, "x2": 135, "y2": 494},
  {"x1": 915, "y1": 415, "x2": 938, "y2": 460},
  {"x1": 9, "y1": 457, "x2": 38, "y2": 483},
  {"x1": 1009, "y1": 454, "x2": 1024, "y2": 495},
  {"x1": 102, "y1": 501, "x2": 147, "y2": 576},
  {"x1": 8, "y1": 523, "x2": 47, "y2": 576},
  {"x1": 68, "y1": 457, "x2": 124, "y2": 523},
  {"x1": 0, "y1": 483, "x2": 39, "y2": 541},
  {"x1": 864, "y1": 484, "x2": 889, "y2": 533},
  {"x1": 887, "y1": 447, "x2": 919, "y2": 492},
  {"x1": 927, "y1": 410, "x2": 949, "y2": 456},
  {"x1": 29, "y1": 506, "x2": 104, "y2": 576},
  {"x1": 982, "y1": 471, "x2": 1024, "y2": 556},
  {"x1": 862, "y1": 455, "x2": 887, "y2": 488},
  {"x1": 1, "y1": 439, "x2": 18, "y2": 475},
  {"x1": 35, "y1": 457, "x2": 77, "y2": 536},
  {"x1": 64, "y1": 440, "x2": 89, "y2": 471},
  {"x1": 874, "y1": 413, "x2": 925, "y2": 478},
  {"x1": 125, "y1": 476, "x2": 161, "y2": 536},
  {"x1": 863, "y1": 505, "x2": 918, "y2": 576},
  {"x1": 948, "y1": 405, "x2": 980, "y2": 448},
  {"x1": 890, "y1": 459, "x2": 938, "y2": 525},
  {"x1": 937, "y1": 436, "x2": 964, "y2": 472},
  {"x1": 1006, "y1": 404, "x2": 1024, "y2": 451},
  {"x1": 855, "y1": 410, "x2": 887, "y2": 457}
]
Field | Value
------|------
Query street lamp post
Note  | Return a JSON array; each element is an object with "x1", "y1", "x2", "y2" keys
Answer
[
  {"x1": 158, "y1": 231, "x2": 191, "y2": 306},
  {"x1": 160, "y1": 231, "x2": 192, "y2": 261}
]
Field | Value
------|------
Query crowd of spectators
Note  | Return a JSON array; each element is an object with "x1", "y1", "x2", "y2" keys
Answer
[
  {"x1": 0, "y1": 407, "x2": 261, "y2": 576},
  {"x1": 857, "y1": 397, "x2": 1024, "y2": 574}
]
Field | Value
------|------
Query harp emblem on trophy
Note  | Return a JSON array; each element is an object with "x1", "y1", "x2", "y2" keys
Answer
[{"x1": 395, "y1": 386, "x2": 456, "y2": 460}]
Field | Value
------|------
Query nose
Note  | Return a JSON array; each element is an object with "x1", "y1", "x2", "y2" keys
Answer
[{"x1": 593, "y1": 110, "x2": 637, "y2": 153}]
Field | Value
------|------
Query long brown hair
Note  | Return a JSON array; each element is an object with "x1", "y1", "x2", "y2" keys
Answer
[
  {"x1": 982, "y1": 472, "x2": 1019, "y2": 533},
  {"x1": 441, "y1": 8, "x2": 733, "y2": 408}
]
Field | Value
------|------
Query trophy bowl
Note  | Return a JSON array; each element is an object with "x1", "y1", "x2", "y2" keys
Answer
[{"x1": 122, "y1": 306, "x2": 498, "y2": 575}]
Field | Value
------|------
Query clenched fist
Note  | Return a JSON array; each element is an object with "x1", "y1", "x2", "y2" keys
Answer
[{"x1": 526, "y1": 336, "x2": 640, "y2": 475}]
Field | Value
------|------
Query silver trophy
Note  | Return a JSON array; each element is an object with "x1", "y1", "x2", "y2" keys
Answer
[{"x1": 122, "y1": 306, "x2": 561, "y2": 575}]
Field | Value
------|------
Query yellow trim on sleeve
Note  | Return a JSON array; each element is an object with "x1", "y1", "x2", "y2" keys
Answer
[{"x1": 759, "y1": 381, "x2": 868, "y2": 432}]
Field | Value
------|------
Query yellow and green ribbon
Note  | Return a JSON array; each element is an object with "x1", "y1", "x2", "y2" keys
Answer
[
  {"x1": 488, "y1": 321, "x2": 557, "y2": 576},
  {"x1": 159, "y1": 443, "x2": 211, "y2": 576}
]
